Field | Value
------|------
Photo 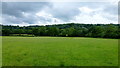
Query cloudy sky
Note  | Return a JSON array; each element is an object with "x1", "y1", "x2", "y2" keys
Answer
[{"x1": 1, "y1": 1, "x2": 118, "y2": 26}]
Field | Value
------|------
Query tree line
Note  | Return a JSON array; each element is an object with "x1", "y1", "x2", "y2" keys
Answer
[{"x1": 1, "y1": 23, "x2": 120, "y2": 39}]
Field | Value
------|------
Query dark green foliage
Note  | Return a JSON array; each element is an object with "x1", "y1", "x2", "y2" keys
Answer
[
  {"x1": 104, "y1": 25, "x2": 119, "y2": 38},
  {"x1": 88, "y1": 26, "x2": 105, "y2": 38},
  {"x1": 1, "y1": 23, "x2": 120, "y2": 38},
  {"x1": 2, "y1": 29, "x2": 11, "y2": 36},
  {"x1": 47, "y1": 27, "x2": 59, "y2": 36}
]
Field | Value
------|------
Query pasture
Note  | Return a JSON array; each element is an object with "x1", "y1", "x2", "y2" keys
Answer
[{"x1": 2, "y1": 36, "x2": 118, "y2": 66}]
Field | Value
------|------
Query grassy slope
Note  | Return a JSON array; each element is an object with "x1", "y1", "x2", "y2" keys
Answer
[
  {"x1": 2, "y1": 36, "x2": 118, "y2": 66},
  {"x1": 0, "y1": 36, "x2": 2, "y2": 67}
]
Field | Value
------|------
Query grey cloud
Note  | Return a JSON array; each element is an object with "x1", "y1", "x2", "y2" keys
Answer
[
  {"x1": 39, "y1": 17, "x2": 52, "y2": 23},
  {"x1": 2, "y1": 2, "x2": 53, "y2": 24},
  {"x1": 2, "y1": 2, "x2": 118, "y2": 25},
  {"x1": 2, "y1": 14, "x2": 22, "y2": 24},
  {"x1": 49, "y1": 8, "x2": 80, "y2": 21},
  {"x1": 2, "y1": 2, "x2": 52, "y2": 17},
  {"x1": 103, "y1": 4, "x2": 118, "y2": 15},
  {"x1": 101, "y1": 3, "x2": 118, "y2": 21},
  {"x1": 47, "y1": 2, "x2": 117, "y2": 22},
  {"x1": 46, "y1": 2, "x2": 81, "y2": 21},
  {"x1": 118, "y1": 2, "x2": 120, "y2": 15}
]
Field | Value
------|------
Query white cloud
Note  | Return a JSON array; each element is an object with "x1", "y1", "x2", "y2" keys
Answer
[
  {"x1": 36, "y1": 11, "x2": 52, "y2": 17},
  {"x1": 71, "y1": 6, "x2": 118, "y2": 24},
  {"x1": 2, "y1": 2, "x2": 118, "y2": 26},
  {"x1": 12, "y1": 22, "x2": 30, "y2": 26},
  {"x1": 22, "y1": 12, "x2": 30, "y2": 17},
  {"x1": 79, "y1": 7, "x2": 93, "y2": 13},
  {"x1": 2, "y1": 0, "x2": 119, "y2": 2}
]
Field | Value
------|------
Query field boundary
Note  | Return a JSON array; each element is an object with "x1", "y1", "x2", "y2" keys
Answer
[{"x1": 1, "y1": 66, "x2": 119, "y2": 68}]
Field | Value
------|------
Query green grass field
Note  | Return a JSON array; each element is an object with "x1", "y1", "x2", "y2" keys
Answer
[
  {"x1": 0, "y1": 36, "x2": 2, "y2": 67},
  {"x1": 2, "y1": 36, "x2": 118, "y2": 66}
]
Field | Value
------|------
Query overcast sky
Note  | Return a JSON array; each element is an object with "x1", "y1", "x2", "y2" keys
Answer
[{"x1": 1, "y1": 2, "x2": 119, "y2": 26}]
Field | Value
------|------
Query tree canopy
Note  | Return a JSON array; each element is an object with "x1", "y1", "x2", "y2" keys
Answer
[{"x1": 1, "y1": 23, "x2": 120, "y2": 39}]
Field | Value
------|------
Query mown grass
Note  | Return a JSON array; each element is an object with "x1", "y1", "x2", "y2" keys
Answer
[
  {"x1": 2, "y1": 36, "x2": 118, "y2": 66},
  {"x1": 0, "y1": 36, "x2": 2, "y2": 67}
]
